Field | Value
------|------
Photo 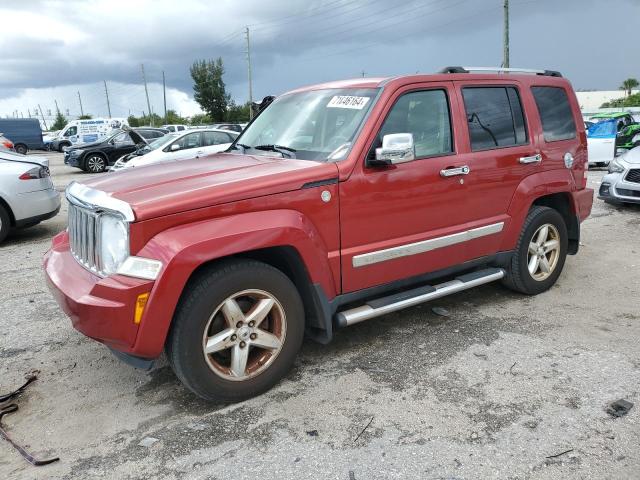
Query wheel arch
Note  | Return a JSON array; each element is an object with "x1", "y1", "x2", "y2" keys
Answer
[
  {"x1": 131, "y1": 210, "x2": 338, "y2": 357},
  {"x1": 82, "y1": 151, "x2": 108, "y2": 170},
  {"x1": 0, "y1": 194, "x2": 16, "y2": 227},
  {"x1": 531, "y1": 192, "x2": 580, "y2": 254},
  {"x1": 502, "y1": 170, "x2": 579, "y2": 254}
]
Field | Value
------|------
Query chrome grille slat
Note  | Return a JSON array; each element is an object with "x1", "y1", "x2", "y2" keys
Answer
[{"x1": 68, "y1": 202, "x2": 101, "y2": 275}]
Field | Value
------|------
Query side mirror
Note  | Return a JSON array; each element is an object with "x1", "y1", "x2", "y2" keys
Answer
[
  {"x1": 373, "y1": 133, "x2": 415, "y2": 165},
  {"x1": 170, "y1": 143, "x2": 181, "y2": 151}
]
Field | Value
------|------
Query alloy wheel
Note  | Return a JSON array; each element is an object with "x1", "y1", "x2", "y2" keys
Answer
[
  {"x1": 202, "y1": 289, "x2": 287, "y2": 381},
  {"x1": 527, "y1": 223, "x2": 561, "y2": 281},
  {"x1": 87, "y1": 155, "x2": 105, "y2": 173}
]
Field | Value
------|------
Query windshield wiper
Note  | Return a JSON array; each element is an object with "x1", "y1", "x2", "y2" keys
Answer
[
  {"x1": 253, "y1": 144, "x2": 297, "y2": 158},
  {"x1": 232, "y1": 143, "x2": 251, "y2": 151}
]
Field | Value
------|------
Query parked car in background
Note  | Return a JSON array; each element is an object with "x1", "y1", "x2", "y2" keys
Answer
[
  {"x1": 0, "y1": 118, "x2": 45, "y2": 154},
  {"x1": 0, "y1": 149, "x2": 60, "y2": 243},
  {"x1": 133, "y1": 127, "x2": 170, "y2": 140},
  {"x1": 110, "y1": 128, "x2": 237, "y2": 171},
  {"x1": 589, "y1": 112, "x2": 635, "y2": 131},
  {"x1": 51, "y1": 118, "x2": 128, "y2": 152},
  {"x1": 615, "y1": 123, "x2": 640, "y2": 153},
  {"x1": 64, "y1": 128, "x2": 153, "y2": 173},
  {"x1": 45, "y1": 67, "x2": 593, "y2": 402},
  {"x1": 213, "y1": 123, "x2": 244, "y2": 133},
  {"x1": 599, "y1": 145, "x2": 640, "y2": 204},
  {"x1": 1, "y1": 134, "x2": 15, "y2": 151},
  {"x1": 161, "y1": 124, "x2": 188, "y2": 133},
  {"x1": 587, "y1": 119, "x2": 618, "y2": 166},
  {"x1": 110, "y1": 133, "x2": 179, "y2": 169},
  {"x1": 43, "y1": 130, "x2": 60, "y2": 150}
]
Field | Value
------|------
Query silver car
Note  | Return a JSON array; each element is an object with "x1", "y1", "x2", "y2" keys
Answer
[
  {"x1": 599, "y1": 145, "x2": 640, "y2": 204},
  {"x1": 0, "y1": 149, "x2": 61, "y2": 243}
]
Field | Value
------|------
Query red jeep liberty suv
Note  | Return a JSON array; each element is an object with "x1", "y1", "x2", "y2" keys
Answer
[{"x1": 44, "y1": 67, "x2": 593, "y2": 402}]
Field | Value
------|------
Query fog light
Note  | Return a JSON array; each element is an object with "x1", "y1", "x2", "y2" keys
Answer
[
  {"x1": 134, "y1": 293, "x2": 150, "y2": 324},
  {"x1": 599, "y1": 183, "x2": 610, "y2": 196}
]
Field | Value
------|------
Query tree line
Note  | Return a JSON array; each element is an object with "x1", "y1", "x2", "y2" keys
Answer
[
  {"x1": 601, "y1": 78, "x2": 639, "y2": 108},
  {"x1": 51, "y1": 57, "x2": 249, "y2": 130}
]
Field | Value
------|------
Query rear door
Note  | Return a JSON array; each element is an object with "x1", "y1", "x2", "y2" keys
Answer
[{"x1": 450, "y1": 81, "x2": 539, "y2": 259}]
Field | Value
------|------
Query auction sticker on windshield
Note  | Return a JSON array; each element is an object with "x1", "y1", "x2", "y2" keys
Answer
[{"x1": 327, "y1": 96, "x2": 370, "y2": 109}]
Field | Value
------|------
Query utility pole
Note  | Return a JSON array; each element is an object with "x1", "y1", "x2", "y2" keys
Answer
[
  {"x1": 162, "y1": 70, "x2": 167, "y2": 124},
  {"x1": 37, "y1": 104, "x2": 48, "y2": 130},
  {"x1": 141, "y1": 63, "x2": 153, "y2": 126},
  {"x1": 245, "y1": 26, "x2": 254, "y2": 120},
  {"x1": 103, "y1": 80, "x2": 112, "y2": 118},
  {"x1": 503, "y1": 0, "x2": 510, "y2": 68},
  {"x1": 54, "y1": 99, "x2": 60, "y2": 115},
  {"x1": 78, "y1": 91, "x2": 84, "y2": 116},
  {"x1": 27, "y1": 109, "x2": 31, "y2": 118}
]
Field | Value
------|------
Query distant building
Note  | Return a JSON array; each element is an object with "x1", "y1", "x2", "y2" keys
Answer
[{"x1": 575, "y1": 90, "x2": 639, "y2": 112}]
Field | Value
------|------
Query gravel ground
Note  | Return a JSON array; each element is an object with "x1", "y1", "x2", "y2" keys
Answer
[{"x1": 1, "y1": 152, "x2": 639, "y2": 480}]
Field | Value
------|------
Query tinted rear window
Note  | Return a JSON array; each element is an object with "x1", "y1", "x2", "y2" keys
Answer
[
  {"x1": 462, "y1": 87, "x2": 528, "y2": 151},
  {"x1": 531, "y1": 87, "x2": 576, "y2": 142}
]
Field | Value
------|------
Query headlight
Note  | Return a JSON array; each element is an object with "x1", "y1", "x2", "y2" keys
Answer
[
  {"x1": 99, "y1": 214, "x2": 129, "y2": 275},
  {"x1": 608, "y1": 159, "x2": 626, "y2": 174}
]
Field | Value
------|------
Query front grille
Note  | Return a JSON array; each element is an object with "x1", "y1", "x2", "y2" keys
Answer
[
  {"x1": 68, "y1": 201, "x2": 102, "y2": 274},
  {"x1": 616, "y1": 188, "x2": 640, "y2": 198},
  {"x1": 625, "y1": 169, "x2": 640, "y2": 184}
]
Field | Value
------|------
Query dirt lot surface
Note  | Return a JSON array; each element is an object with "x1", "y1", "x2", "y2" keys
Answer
[{"x1": 1, "y1": 152, "x2": 639, "y2": 479}]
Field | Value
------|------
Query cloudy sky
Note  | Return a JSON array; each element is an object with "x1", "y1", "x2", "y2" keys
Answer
[{"x1": 1, "y1": 0, "x2": 638, "y2": 122}]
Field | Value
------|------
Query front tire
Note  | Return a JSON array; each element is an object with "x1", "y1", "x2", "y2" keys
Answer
[
  {"x1": 84, "y1": 154, "x2": 107, "y2": 173},
  {"x1": 166, "y1": 259, "x2": 305, "y2": 402},
  {"x1": 502, "y1": 206, "x2": 568, "y2": 295}
]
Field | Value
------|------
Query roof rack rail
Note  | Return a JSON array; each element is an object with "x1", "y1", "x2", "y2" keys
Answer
[{"x1": 439, "y1": 66, "x2": 562, "y2": 77}]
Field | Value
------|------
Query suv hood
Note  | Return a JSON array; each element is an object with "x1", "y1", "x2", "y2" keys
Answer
[{"x1": 81, "y1": 153, "x2": 339, "y2": 221}]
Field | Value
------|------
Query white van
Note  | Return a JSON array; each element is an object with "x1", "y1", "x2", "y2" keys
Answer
[{"x1": 52, "y1": 118, "x2": 128, "y2": 152}]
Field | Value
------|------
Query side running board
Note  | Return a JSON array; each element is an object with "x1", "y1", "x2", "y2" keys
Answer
[{"x1": 336, "y1": 268, "x2": 505, "y2": 327}]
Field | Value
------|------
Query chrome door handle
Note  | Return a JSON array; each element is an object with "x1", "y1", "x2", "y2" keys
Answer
[
  {"x1": 440, "y1": 165, "x2": 470, "y2": 177},
  {"x1": 519, "y1": 154, "x2": 542, "y2": 164}
]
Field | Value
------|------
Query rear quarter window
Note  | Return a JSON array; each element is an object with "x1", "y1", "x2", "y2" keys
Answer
[{"x1": 531, "y1": 86, "x2": 577, "y2": 142}]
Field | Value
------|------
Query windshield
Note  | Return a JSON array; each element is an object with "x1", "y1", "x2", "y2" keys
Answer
[{"x1": 233, "y1": 88, "x2": 379, "y2": 161}]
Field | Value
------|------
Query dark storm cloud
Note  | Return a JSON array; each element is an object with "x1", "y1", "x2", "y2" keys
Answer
[{"x1": 1, "y1": 0, "x2": 639, "y2": 108}]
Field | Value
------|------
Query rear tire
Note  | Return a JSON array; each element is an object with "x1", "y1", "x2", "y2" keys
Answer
[
  {"x1": 166, "y1": 259, "x2": 305, "y2": 402},
  {"x1": 0, "y1": 204, "x2": 10, "y2": 243},
  {"x1": 14, "y1": 144, "x2": 28, "y2": 155},
  {"x1": 502, "y1": 206, "x2": 568, "y2": 295}
]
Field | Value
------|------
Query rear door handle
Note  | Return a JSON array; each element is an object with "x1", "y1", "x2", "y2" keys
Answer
[
  {"x1": 519, "y1": 154, "x2": 542, "y2": 164},
  {"x1": 440, "y1": 165, "x2": 470, "y2": 177}
]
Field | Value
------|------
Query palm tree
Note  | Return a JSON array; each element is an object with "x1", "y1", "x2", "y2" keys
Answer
[{"x1": 620, "y1": 78, "x2": 639, "y2": 97}]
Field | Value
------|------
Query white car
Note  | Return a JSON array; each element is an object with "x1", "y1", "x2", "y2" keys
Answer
[
  {"x1": 110, "y1": 129, "x2": 237, "y2": 171},
  {"x1": 161, "y1": 124, "x2": 188, "y2": 133},
  {"x1": 0, "y1": 150, "x2": 61, "y2": 243}
]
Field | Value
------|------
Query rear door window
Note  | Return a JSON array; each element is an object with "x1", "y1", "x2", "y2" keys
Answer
[
  {"x1": 203, "y1": 131, "x2": 233, "y2": 146},
  {"x1": 462, "y1": 87, "x2": 527, "y2": 151},
  {"x1": 531, "y1": 87, "x2": 577, "y2": 142},
  {"x1": 462, "y1": 87, "x2": 528, "y2": 151}
]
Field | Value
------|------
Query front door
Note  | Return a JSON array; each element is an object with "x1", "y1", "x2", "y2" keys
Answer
[{"x1": 340, "y1": 82, "x2": 476, "y2": 293}]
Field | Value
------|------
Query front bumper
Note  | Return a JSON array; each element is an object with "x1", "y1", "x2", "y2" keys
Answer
[
  {"x1": 44, "y1": 232, "x2": 155, "y2": 354},
  {"x1": 598, "y1": 171, "x2": 640, "y2": 204},
  {"x1": 64, "y1": 152, "x2": 84, "y2": 168}
]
